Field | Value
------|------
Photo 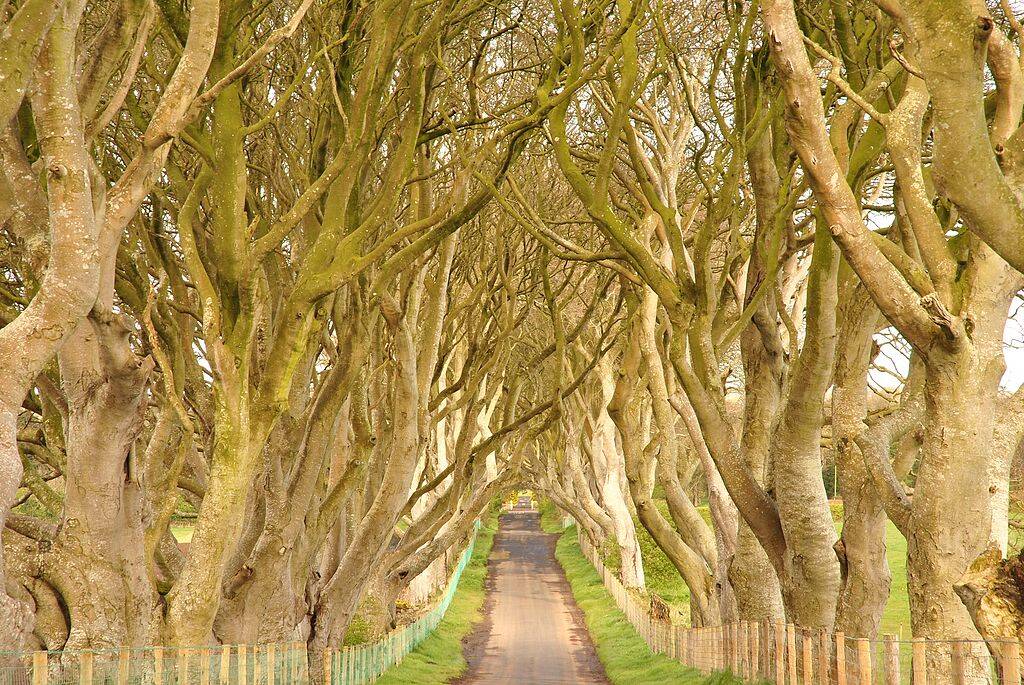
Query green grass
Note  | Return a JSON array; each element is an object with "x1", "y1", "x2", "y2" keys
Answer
[
  {"x1": 636, "y1": 515, "x2": 692, "y2": 611},
  {"x1": 629, "y1": 501, "x2": 913, "y2": 638},
  {"x1": 538, "y1": 497, "x2": 565, "y2": 533},
  {"x1": 554, "y1": 525, "x2": 753, "y2": 684},
  {"x1": 827, "y1": 503, "x2": 911, "y2": 639},
  {"x1": 171, "y1": 522, "x2": 194, "y2": 543},
  {"x1": 375, "y1": 506, "x2": 500, "y2": 685}
]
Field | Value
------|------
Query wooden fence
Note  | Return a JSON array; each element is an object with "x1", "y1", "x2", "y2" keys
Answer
[
  {"x1": 578, "y1": 534, "x2": 1020, "y2": 684},
  {"x1": 0, "y1": 522, "x2": 480, "y2": 685},
  {"x1": 0, "y1": 644, "x2": 309, "y2": 685}
]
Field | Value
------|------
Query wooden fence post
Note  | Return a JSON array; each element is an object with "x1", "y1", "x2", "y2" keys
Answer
[
  {"x1": 705, "y1": 627, "x2": 711, "y2": 674},
  {"x1": 238, "y1": 646, "x2": 247, "y2": 685},
  {"x1": 267, "y1": 644, "x2": 276, "y2": 685},
  {"x1": 154, "y1": 647, "x2": 164, "y2": 685},
  {"x1": 702, "y1": 625, "x2": 708, "y2": 669},
  {"x1": 835, "y1": 632, "x2": 847, "y2": 685},
  {"x1": 716, "y1": 622, "x2": 724, "y2": 671},
  {"x1": 803, "y1": 630, "x2": 813, "y2": 684},
  {"x1": 693, "y1": 628, "x2": 700, "y2": 673},
  {"x1": 177, "y1": 649, "x2": 188, "y2": 685},
  {"x1": 1001, "y1": 642, "x2": 1021, "y2": 685},
  {"x1": 883, "y1": 634, "x2": 899, "y2": 685},
  {"x1": 685, "y1": 630, "x2": 693, "y2": 671},
  {"x1": 323, "y1": 649, "x2": 331, "y2": 685},
  {"x1": 751, "y1": 622, "x2": 760, "y2": 680},
  {"x1": 733, "y1": 623, "x2": 739, "y2": 672},
  {"x1": 818, "y1": 628, "x2": 830, "y2": 685},
  {"x1": 200, "y1": 648, "x2": 210, "y2": 685},
  {"x1": 788, "y1": 624, "x2": 798, "y2": 684},
  {"x1": 739, "y1": 622, "x2": 748, "y2": 677},
  {"x1": 951, "y1": 642, "x2": 965, "y2": 685},
  {"x1": 857, "y1": 639, "x2": 871, "y2": 685},
  {"x1": 118, "y1": 648, "x2": 130, "y2": 685},
  {"x1": 219, "y1": 646, "x2": 230, "y2": 685},
  {"x1": 775, "y1": 623, "x2": 785, "y2": 685},
  {"x1": 911, "y1": 639, "x2": 926, "y2": 685},
  {"x1": 80, "y1": 651, "x2": 94, "y2": 685},
  {"x1": 32, "y1": 651, "x2": 47, "y2": 685}
]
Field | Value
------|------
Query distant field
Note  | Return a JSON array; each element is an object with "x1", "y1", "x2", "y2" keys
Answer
[
  {"x1": 171, "y1": 521, "x2": 194, "y2": 543},
  {"x1": 637, "y1": 501, "x2": 910, "y2": 634}
]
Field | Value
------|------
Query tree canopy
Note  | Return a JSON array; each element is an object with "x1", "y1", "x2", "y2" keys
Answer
[{"x1": 2, "y1": 1, "x2": 1024, "y2": 681}]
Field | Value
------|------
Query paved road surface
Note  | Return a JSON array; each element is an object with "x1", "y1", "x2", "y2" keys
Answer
[{"x1": 456, "y1": 509, "x2": 608, "y2": 684}]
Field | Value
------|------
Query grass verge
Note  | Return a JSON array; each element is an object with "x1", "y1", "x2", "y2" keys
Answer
[
  {"x1": 375, "y1": 505, "x2": 499, "y2": 685},
  {"x1": 553, "y1": 525, "x2": 748, "y2": 685},
  {"x1": 538, "y1": 497, "x2": 565, "y2": 533}
]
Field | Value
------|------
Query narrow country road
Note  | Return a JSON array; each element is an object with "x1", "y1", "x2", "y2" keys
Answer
[{"x1": 456, "y1": 508, "x2": 609, "y2": 685}]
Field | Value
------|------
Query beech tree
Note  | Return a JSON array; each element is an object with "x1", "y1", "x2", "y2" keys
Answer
[
  {"x1": 3, "y1": 0, "x2": 1024, "y2": 674},
  {"x1": 760, "y1": 0, "x2": 1024, "y2": 679}
]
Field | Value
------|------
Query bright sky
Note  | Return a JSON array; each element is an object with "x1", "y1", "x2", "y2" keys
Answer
[{"x1": 871, "y1": 297, "x2": 1024, "y2": 395}]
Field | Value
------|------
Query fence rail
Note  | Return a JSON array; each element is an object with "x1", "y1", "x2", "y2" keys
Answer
[
  {"x1": 0, "y1": 521, "x2": 480, "y2": 685},
  {"x1": 578, "y1": 533, "x2": 1022, "y2": 684}
]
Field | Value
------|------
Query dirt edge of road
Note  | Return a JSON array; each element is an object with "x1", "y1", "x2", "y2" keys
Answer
[{"x1": 453, "y1": 510, "x2": 609, "y2": 684}]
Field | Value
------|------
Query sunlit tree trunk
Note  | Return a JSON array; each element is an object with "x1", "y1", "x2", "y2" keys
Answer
[{"x1": 832, "y1": 283, "x2": 890, "y2": 638}]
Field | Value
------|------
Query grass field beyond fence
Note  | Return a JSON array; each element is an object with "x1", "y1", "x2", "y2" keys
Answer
[{"x1": 632, "y1": 501, "x2": 911, "y2": 638}]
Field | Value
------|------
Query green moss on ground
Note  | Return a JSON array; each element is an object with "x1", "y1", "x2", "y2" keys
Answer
[
  {"x1": 375, "y1": 506, "x2": 499, "y2": 685},
  {"x1": 554, "y1": 526, "x2": 752, "y2": 685}
]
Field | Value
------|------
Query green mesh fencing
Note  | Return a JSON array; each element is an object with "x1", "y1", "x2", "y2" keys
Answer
[
  {"x1": 0, "y1": 521, "x2": 480, "y2": 685},
  {"x1": 324, "y1": 519, "x2": 481, "y2": 684}
]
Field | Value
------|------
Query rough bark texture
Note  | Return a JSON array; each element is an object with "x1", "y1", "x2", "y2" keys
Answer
[
  {"x1": 48, "y1": 314, "x2": 155, "y2": 649},
  {"x1": 0, "y1": 1, "x2": 99, "y2": 646},
  {"x1": 955, "y1": 546, "x2": 1024, "y2": 642},
  {"x1": 772, "y1": 229, "x2": 841, "y2": 628}
]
